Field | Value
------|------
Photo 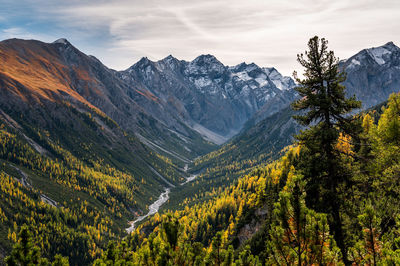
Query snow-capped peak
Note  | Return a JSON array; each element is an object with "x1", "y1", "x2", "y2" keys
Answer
[
  {"x1": 186, "y1": 54, "x2": 225, "y2": 76},
  {"x1": 230, "y1": 62, "x2": 259, "y2": 73},
  {"x1": 133, "y1": 57, "x2": 153, "y2": 67},
  {"x1": 367, "y1": 47, "x2": 391, "y2": 65},
  {"x1": 192, "y1": 54, "x2": 223, "y2": 66},
  {"x1": 365, "y1": 42, "x2": 399, "y2": 65},
  {"x1": 263, "y1": 67, "x2": 280, "y2": 79},
  {"x1": 157, "y1": 55, "x2": 181, "y2": 71},
  {"x1": 263, "y1": 67, "x2": 295, "y2": 91}
]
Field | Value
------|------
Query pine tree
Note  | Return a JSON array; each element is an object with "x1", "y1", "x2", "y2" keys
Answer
[
  {"x1": 5, "y1": 225, "x2": 50, "y2": 266},
  {"x1": 208, "y1": 232, "x2": 223, "y2": 265},
  {"x1": 348, "y1": 204, "x2": 382, "y2": 265},
  {"x1": 292, "y1": 36, "x2": 361, "y2": 264},
  {"x1": 266, "y1": 175, "x2": 341, "y2": 265},
  {"x1": 235, "y1": 245, "x2": 261, "y2": 266},
  {"x1": 161, "y1": 213, "x2": 180, "y2": 251}
]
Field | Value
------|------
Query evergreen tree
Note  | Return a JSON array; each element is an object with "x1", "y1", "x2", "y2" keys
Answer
[
  {"x1": 266, "y1": 175, "x2": 341, "y2": 265},
  {"x1": 235, "y1": 245, "x2": 261, "y2": 266},
  {"x1": 161, "y1": 213, "x2": 180, "y2": 251},
  {"x1": 5, "y1": 225, "x2": 51, "y2": 266},
  {"x1": 51, "y1": 255, "x2": 69, "y2": 266},
  {"x1": 292, "y1": 36, "x2": 361, "y2": 264},
  {"x1": 348, "y1": 204, "x2": 382, "y2": 265},
  {"x1": 208, "y1": 232, "x2": 223, "y2": 265}
]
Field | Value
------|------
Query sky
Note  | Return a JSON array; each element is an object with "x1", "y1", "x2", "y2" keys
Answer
[{"x1": 1, "y1": 0, "x2": 399, "y2": 76}]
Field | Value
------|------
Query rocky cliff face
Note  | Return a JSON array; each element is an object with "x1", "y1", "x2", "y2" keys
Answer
[
  {"x1": 0, "y1": 37, "x2": 296, "y2": 149},
  {"x1": 120, "y1": 54, "x2": 296, "y2": 143},
  {"x1": 340, "y1": 41, "x2": 400, "y2": 108}
]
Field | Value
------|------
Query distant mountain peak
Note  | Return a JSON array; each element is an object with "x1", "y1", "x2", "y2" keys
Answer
[
  {"x1": 163, "y1": 54, "x2": 176, "y2": 60},
  {"x1": 339, "y1": 41, "x2": 400, "y2": 108},
  {"x1": 231, "y1": 62, "x2": 260, "y2": 73},
  {"x1": 192, "y1": 54, "x2": 223, "y2": 66},
  {"x1": 132, "y1": 57, "x2": 154, "y2": 69},
  {"x1": 365, "y1": 42, "x2": 399, "y2": 65},
  {"x1": 138, "y1": 56, "x2": 151, "y2": 63},
  {"x1": 344, "y1": 41, "x2": 399, "y2": 70},
  {"x1": 195, "y1": 54, "x2": 217, "y2": 59},
  {"x1": 159, "y1": 54, "x2": 179, "y2": 64},
  {"x1": 157, "y1": 55, "x2": 181, "y2": 71},
  {"x1": 52, "y1": 38, "x2": 71, "y2": 46},
  {"x1": 186, "y1": 54, "x2": 225, "y2": 77},
  {"x1": 367, "y1": 41, "x2": 399, "y2": 53},
  {"x1": 383, "y1": 41, "x2": 398, "y2": 49}
]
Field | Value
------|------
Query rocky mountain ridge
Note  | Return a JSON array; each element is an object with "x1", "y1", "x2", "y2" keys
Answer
[
  {"x1": 120, "y1": 53, "x2": 296, "y2": 143},
  {"x1": 340, "y1": 41, "x2": 400, "y2": 108}
]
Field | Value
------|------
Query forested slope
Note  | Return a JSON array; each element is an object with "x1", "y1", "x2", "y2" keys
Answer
[
  {"x1": 89, "y1": 37, "x2": 400, "y2": 265},
  {"x1": 92, "y1": 92, "x2": 400, "y2": 265}
]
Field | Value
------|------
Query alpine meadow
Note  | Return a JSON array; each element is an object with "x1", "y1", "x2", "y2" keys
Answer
[{"x1": 1, "y1": 1, "x2": 400, "y2": 265}]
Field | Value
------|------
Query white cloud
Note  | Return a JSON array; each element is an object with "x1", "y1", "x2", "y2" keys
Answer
[
  {"x1": 1, "y1": 0, "x2": 400, "y2": 75},
  {"x1": 0, "y1": 27, "x2": 51, "y2": 41}
]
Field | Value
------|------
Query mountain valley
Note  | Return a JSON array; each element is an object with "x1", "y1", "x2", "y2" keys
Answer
[{"x1": 1, "y1": 37, "x2": 400, "y2": 265}]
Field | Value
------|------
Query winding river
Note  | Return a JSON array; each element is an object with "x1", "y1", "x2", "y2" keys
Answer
[
  {"x1": 126, "y1": 188, "x2": 170, "y2": 233},
  {"x1": 126, "y1": 164, "x2": 198, "y2": 233}
]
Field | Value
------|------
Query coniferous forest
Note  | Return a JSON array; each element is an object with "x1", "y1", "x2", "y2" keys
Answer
[
  {"x1": 87, "y1": 37, "x2": 400, "y2": 265},
  {"x1": 1, "y1": 34, "x2": 400, "y2": 265},
  {"x1": 1, "y1": 1, "x2": 400, "y2": 263}
]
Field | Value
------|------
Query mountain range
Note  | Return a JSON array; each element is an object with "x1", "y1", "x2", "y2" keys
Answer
[
  {"x1": 234, "y1": 41, "x2": 400, "y2": 158},
  {"x1": 1, "y1": 37, "x2": 400, "y2": 264},
  {"x1": 1, "y1": 37, "x2": 399, "y2": 194}
]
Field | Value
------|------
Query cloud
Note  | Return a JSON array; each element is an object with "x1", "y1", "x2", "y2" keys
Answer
[
  {"x1": 0, "y1": 27, "x2": 51, "y2": 41},
  {"x1": 1, "y1": 0, "x2": 400, "y2": 75}
]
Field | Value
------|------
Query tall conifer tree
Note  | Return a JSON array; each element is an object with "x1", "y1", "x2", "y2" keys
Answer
[{"x1": 292, "y1": 36, "x2": 361, "y2": 264}]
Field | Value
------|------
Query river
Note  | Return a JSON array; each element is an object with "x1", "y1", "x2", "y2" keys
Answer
[{"x1": 125, "y1": 164, "x2": 198, "y2": 233}]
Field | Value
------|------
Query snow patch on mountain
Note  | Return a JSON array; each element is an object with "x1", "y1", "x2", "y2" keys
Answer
[
  {"x1": 367, "y1": 47, "x2": 391, "y2": 65},
  {"x1": 194, "y1": 77, "x2": 212, "y2": 88},
  {"x1": 232, "y1": 71, "x2": 252, "y2": 81},
  {"x1": 122, "y1": 53, "x2": 297, "y2": 140},
  {"x1": 346, "y1": 59, "x2": 361, "y2": 70},
  {"x1": 255, "y1": 75, "x2": 269, "y2": 87},
  {"x1": 263, "y1": 67, "x2": 295, "y2": 91}
]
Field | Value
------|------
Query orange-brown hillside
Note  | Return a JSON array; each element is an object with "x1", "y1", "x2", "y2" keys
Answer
[{"x1": 0, "y1": 39, "x2": 102, "y2": 111}]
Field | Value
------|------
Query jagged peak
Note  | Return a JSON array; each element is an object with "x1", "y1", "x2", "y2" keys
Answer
[
  {"x1": 232, "y1": 62, "x2": 246, "y2": 68},
  {"x1": 195, "y1": 54, "x2": 217, "y2": 60},
  {"x1": 365, "y1": 41, "x2": 399, "y2": 52},
  {"x1": 162, "y1": 54, "x2": 177, "y2": 61},
  {"x1": 362, "y1": 41, "x2": 399, "y2": 65},
  {"x1": 138, "y1": 56, "x2": 151, "y2": 63},
  {"x1": 159, "y1": 55, "x2": 180, "y2": 65},
  {"x1": 157, "y1": 55, "x2": 182, "y2": 71},
  {"x1": 132, "y1": 57, "x2": 154, "y2": 68},
  {"x1": 192, "y1": 54, "x2": 223, "y2": 66},
  {"x1": 383, "y1": 41, "x2": 397, "y2": 47},
  {"x1": 380, "y1": 41, "x2": 399, "y2": 52},
  {"x1": 262, "y1": 67, "x2": 280, "y2": 76},
  {"x1": 231, "y1": 62, "x2": 260, "y2": 73}
]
